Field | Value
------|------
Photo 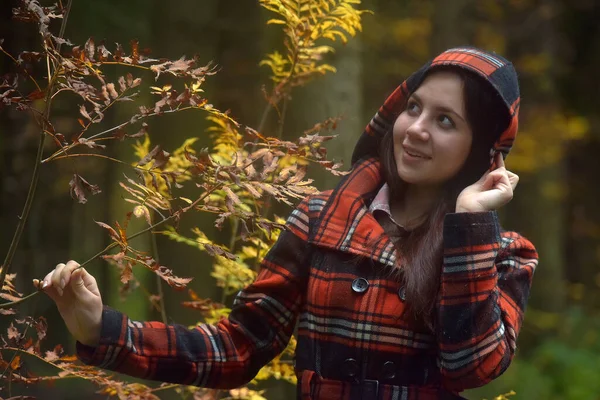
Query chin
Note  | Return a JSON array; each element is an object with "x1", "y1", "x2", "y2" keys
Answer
[{"x1": 395, "y1": 166, "x2": 420, "y2": 184}]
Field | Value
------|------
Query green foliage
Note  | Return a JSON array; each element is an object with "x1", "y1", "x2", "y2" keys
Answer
[{"x1": 467, "y1": 306, "x2": 600, "y2": 400}]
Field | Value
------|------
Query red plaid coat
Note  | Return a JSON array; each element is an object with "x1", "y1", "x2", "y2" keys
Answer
[{"x1": 77, "y1": 157, "x2": 538, "y2": 400}]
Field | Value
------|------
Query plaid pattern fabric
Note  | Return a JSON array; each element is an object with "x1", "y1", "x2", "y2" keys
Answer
[
  {"x1": 352, "y1": 47, "x2": 520, "y2": 165},
  {"x1": 77, "y1": 158, "x2": 538, "y2": 399}
]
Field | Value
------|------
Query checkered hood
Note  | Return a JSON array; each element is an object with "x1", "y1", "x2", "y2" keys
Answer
[{"x1": 351, "y1": 47, "x2": 520, "y2": 164}]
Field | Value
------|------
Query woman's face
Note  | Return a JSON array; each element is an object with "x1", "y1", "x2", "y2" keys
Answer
[{"x1": 392, "y1": 71, "x2": 473, "y2": 187}]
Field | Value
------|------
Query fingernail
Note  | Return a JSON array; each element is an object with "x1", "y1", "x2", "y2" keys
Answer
[
  {"x1": 42, "y1": 280, "x2": 49, "y2": 289},
  {"x1": 60, "y1": 278, "x2": 66, "y2": 289}
]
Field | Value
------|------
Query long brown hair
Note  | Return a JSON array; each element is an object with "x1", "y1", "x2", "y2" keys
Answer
[{"x1": 379, "y1": 67, "x2": 510, "y2": 329}]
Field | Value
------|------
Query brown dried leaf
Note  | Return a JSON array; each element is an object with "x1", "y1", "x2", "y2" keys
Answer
[
  {"x1": 138, "y1": 145, "x2": 170, "y2": 170},
  {"x1": 118, "y1": 75, "x2": 127, "y2": 92},
  {"x1": 97, "y1": 43, "x2": 111, "y2": 62},
  {"x1": 7, "y1": 323, "x2": 19, "y2": 340},
  {"x1": 113, "y1": 127, "x2": 127, "y2": 141},
  {"x1": 222, "y1": 186, "x2": 241, "y2": 206},
  {"x1": 114, "y1": 43, "x2": 124, "y2": 62},
  {"x1": 133, "y1": 205, "x2": 152, "y2": 225},
  {"x1": 45, "y1": 344, "x2": 63, "y2": 362},
  {"x1": 34, "y1": 316, "x2": 47, "y2": 341},
  {"x1": 69, "y1": 174, "x2": 101, "y2": 204},
  {"x1": 77, "y1": 137, "x2": 106, "y2": 149},
  {"x1": 84, "y1": 37, "x2": 95, "y2": 61},
  {"x1": 95, "y1": 221, "x2": 120, "y2": 243},
  {"x1": 106, "y1": 83, "x2": 119, "y2": 99},
  {"x1": 241, "y1": 182, "x2": 262, "y2": 198},
  {"x1": 121, "y1": 262, "x2": 133, "y2": 284},
  {"x1": 128, "y1": 122, "x2": 148, "y2": 138},
  {"x1": 79, "y1": 104, "x2": 92, "y2": 121},
  {"x1": 0, "y1": 292, "x2": 22, "y2": 302},
  {"x1": 151, "y1": 263, "x2": 193, "y2": 290},
  {"x1": 130, "y1": 39, "x2": 140, "y2": 64},
  {"x1": 102, "y1": 251, "x2": 126, "y2": 266},
  {"x1": 286, "y1": 167, "x2": 307, "y2": 185},
  {"x1": 10, "y1": 355, "x2": 21, "y2": 370}
]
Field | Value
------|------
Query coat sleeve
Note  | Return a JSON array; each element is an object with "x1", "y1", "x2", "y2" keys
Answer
[
  {"x1": 437, "y1": 211, "x2": 538, "y2": 391},
  {"x1": 76, "y1": 197, "x2": 314, "y2": 389}
]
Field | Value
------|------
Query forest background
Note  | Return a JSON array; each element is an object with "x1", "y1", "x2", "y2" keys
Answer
[{"x1": 0, "y1": 0, "x2": 599, "y2": 399}]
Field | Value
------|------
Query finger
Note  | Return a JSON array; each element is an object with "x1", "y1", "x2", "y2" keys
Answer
[
  {"x1": 507, "y1": 171, "x2": 519, "y2": 191},
  {"x1": 37, "y1": 272, "x2": 61, "y2": 302},
  {"x1": 496, "y1": 152, "x2": 505, "y2": 169},
  {"x1": 59, "y1": 260, "x2": 81, "y2": 290},
  {"x1": 51, "y1": 263, "x2": 66, "y2": 296},
  {"x1": 483, "y1": 168, "x2": 509, "y2": 187},
  {"x1": 70, "y1": 267, "x2": 100, "y2": 297}
]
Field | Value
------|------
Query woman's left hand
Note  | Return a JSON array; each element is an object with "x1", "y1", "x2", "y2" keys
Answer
[{"x1": 456, "y1": 152, "x2": 519, "y2": 213}]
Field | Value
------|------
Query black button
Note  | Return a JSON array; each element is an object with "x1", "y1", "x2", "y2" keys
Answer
[
  {"x1": 398, "y1": 286, "x2": 406, "y2": 301},
  {"x1": 382, "y1": 361, "x2": 396, "y2": 379},
  {"x1": 352, "y1": 278, "x2": 369, "y2": 293},
  {"x1": 342, "y1": 358, "x2": 359, "y2": 377}
]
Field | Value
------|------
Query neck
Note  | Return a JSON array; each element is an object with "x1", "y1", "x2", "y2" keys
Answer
[{"x1": 390, "y1": 183, "x2": 441, "y2": 229}]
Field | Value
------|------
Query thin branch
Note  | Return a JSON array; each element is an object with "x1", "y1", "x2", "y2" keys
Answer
[
  {"x1": 42, "y1": 106, "x2": 197, "y2": 163},
  {"x1": 150, "y1": 212, "x2": 168, "y2": 324},
  {"x1": 56, "y1": 0, "x2": 72, "y2": 53},
  {"x1": 0, "y1": 0, "x2": 74, "y2": 291},
  {"x1": 50, "y1": 153, "x2": 195, "y2": 180},
  {"x1": 0, "y1": 182, "x2": 224, "y2": 309},
  {"x1": 0, "y1": 48, "x2": 42, "y2": 92},
  {"x1": 0, "y1": 293, "x2": 40, "y2": 382},
  {"x1": 76, "y1": 82, "x2": 137, "y2": 141}
]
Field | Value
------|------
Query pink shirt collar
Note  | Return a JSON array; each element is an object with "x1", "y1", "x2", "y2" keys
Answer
[{"x1": 368, "y1": 183, "x2": 404, "y2": 228}]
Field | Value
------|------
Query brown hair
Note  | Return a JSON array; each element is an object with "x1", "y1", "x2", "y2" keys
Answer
[{"x1": 379, "y1": 67, "x2": 510, "y2": 329}]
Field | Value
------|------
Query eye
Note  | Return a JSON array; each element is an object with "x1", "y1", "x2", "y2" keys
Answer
[
  {"x1": 438, "y1": 114, "x2": 455, "y2": 129},
  {"x1": 406, "y1": 101, "x2": 420, "y2": 115}
]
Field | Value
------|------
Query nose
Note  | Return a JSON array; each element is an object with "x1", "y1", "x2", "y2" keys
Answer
[{"x1": 405, "y1": 117, "x2": 430, "y2": 142}]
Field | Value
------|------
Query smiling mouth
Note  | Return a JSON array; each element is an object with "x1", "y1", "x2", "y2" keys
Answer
[{"x1": 403, "y1": 147, "x2": 431, "y2": 159}]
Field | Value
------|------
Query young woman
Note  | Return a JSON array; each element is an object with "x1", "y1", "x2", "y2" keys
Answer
[{"x1": 36, "y1": 47, "x2": 538, "y2": 399}]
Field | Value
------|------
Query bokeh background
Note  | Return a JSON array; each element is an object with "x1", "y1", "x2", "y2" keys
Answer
[{"x1": 1, "y1": 0, "x2": 599, "y2": 399}]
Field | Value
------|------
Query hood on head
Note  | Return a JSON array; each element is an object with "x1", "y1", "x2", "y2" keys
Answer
[{"x1": 351, "y1": 47, "x2": 520, "y2": 166}]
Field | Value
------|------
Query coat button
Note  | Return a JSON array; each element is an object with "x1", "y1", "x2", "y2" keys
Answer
[
  {"x1": 352, "y1": 278, "x2": 369, "y2": 293},
  {"x1": 398, "y1": 286, "x2": 406, "y2": 301},
  {"x1": 342, "y1": 358, "x2": 359, "y2": 377},
  {"x1": 382, "y1": 361, "x2": 396, "y2": 379}
]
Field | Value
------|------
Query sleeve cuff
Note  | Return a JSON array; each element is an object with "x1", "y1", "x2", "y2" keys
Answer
[
  {"x1": 76, "y1": 305, "x2": 128, "y2": 366},
  {"x1": 76, "y1": 340, "x2": 100, "y2": 365},
  {"x1": 443, "y1": 211, "x2": 501, "y2": 249}
]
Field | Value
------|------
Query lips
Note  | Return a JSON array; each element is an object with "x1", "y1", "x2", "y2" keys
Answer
[{"x1": 402, "y1": 145, "x2": 431, "y2": 159}]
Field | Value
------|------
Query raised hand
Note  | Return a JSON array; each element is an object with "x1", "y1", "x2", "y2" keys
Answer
[
  {"x1": 33, "y1": 260, "x2": 102, "y2": 347},
  {"x1": 456, "y1": 152, "x2": 519, "y2": 213}
]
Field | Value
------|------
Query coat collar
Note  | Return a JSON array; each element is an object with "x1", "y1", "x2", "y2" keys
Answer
[{"x1": 309, "y1": 157, "x2": 398, "y2": 268}]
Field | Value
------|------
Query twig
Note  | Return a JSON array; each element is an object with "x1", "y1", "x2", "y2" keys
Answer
[
  {"x1": 0, "y1": 182, "x2": 224, "y2": 309},
  {"x1": 0, "y1": 291, "x2": 40, "y2": 384},
  {"x1": 150, "y1": 212, "x2": 168, "y2": 324},
  {"x1": 0, "y1": 48, "x2": 42, "y2": 92},
  {"x1": 0, "y1": 0, "x2": 74, "y2": 291},
  {"x1": 42, "y1": 106, "x2": 197, "y2": 163}
]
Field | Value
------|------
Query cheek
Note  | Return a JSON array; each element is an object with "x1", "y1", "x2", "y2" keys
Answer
[
  {"x1": 392, "y1": 115, "x2": 408, "y2": 144},
  {"x1": 391, "y1": 117, "x2": 406, "y2": 159},
  {"x1": 439, "y1": 135, "x2": 472, "y2": 171}
]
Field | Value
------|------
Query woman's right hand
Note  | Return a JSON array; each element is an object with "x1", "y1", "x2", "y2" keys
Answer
[{"x1": 33, "y1": 260, "x2": 103, "y2": 347}]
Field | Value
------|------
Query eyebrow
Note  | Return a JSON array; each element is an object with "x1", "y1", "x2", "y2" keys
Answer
[{"x1": 410, "y1": 93, "x2": 466, "y2": 123}]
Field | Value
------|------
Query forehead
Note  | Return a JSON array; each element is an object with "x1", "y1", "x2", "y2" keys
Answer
[{"x1": 412, "y1": 70, "x2": 465, "y2": 106}]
